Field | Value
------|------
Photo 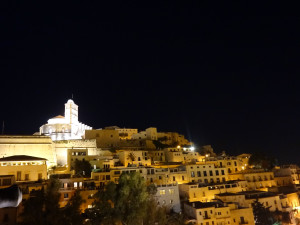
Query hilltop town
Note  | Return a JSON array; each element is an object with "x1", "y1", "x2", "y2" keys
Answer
[{"x1": 1, "y1": 99, "x2": 300, "y2": 225}]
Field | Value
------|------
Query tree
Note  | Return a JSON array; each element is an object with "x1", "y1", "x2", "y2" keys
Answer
[
  {"x1": 21, "y1": 187, "x2": 45, "y2": 225},
  {"x1": 21, "y1": 178, "x2": 63, "y2": 225},
  {"x1": 249, "y1": 152, "x2": 277, "y2": 170},
  {"x1": 74, "y1": 159, "x2": 92, "y2": 177},
  {"x1": 252, "y1": 199, "x2": 273, "y2": 225},
  {"x1": 152, "y1": 140, "x2": 170, "y2": 150},
  {"x1": 21, "y1": 179, "x2": 85, "y2": 225},
  {"x1": 143, "y1": 185, "x2": 168, "y2": 225},
  {"x1": 115, "y1": 172, "x2": 149, "y2": 225},
  {"x1": 86, "y1": 182, "x2": 117, "y2": 225},
  {"x1": 87, "y1": 172, "x2": 156, "y2": 225},
  {"x1": 62, "y1": 190, "x2": 85, "y2": 225}
]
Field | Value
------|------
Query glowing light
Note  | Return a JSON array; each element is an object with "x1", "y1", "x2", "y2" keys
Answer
[
  {"x1": 242, "y1": 166, "x2": 245, "y2": 170},
  {"x1": 205, "y1": 154, "x2": 209, "y2": 157},
  {"x1": 190, "y1": 146, "x2": 195, "y2": 151},
  {"x1": 177, "y1": 145, "x2": 181, "y2": 149},
  {"x1": 183, "y1": 148, "x2": 186, "y2": 151}
]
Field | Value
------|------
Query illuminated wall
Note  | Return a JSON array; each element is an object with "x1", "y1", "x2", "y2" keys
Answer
[
  {"x1": 0, "y1": 135, "x2": 56, "y2": 168},
  {"x1": 40, "y1": 99, "x2": 92, "y2": 141}
]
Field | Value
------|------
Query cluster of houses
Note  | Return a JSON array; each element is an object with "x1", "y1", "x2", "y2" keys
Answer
[{"x1": 0, "y1": 100, "x2": 300, "y2": 225}]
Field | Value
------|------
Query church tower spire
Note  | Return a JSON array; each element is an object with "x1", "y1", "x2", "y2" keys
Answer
[{"x1": 64, "y1": 99, "x2": 78, "y2": 124}]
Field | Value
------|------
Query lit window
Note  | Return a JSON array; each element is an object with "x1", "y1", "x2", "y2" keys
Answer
[
  {"x1": 160, "y1": 190, "x2": 166, "y2": 195},
  {"x1": 169, "y1": 189, "x2": 175, "y2": 194}
]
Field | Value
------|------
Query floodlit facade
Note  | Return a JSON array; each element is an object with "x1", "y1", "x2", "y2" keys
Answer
[
  {"x1": 116, "y1": 127, "x2": 138, "y2": 140},
  {"x1": 184, "y1": 164, "x2": 228, "y2": 184},
  {"x1": 0, "y1": 155, "x2": 47, "y2": 182},
  {"x1": 40, "y1": 99, "x2": 92, "y2": 141},
  {"x1": 228, "y1": 169, "x2": 276, "y2": 191},
  {"x1": 85, "y1": 128, "x2": 120, "y2": 148},
  {"x1": 184, "y1": 201, "x2": 255, "y2": 225},
  {"x1": 0, "y1": 135, "x2": 56, "y2": 168},
  {"x1": 155, "y1": 183, "x2": 181, "y2": 213},
  {"x1": 54, "y1": 139, "x2": 97, "y2": 166},
  {"x1": 273, "y1": 165, "x2": 300, "y2": 185},
  {"x1": 179, "y1": 180, "x2": 248, "y2": 203},
  {"x1": 117, "y1": 150, "x2": 151, "y2": 167}
]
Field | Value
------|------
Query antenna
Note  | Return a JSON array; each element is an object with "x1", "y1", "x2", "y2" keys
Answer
[{"x1": 72, "y1": 93, "x2": 74, "y2": 99}]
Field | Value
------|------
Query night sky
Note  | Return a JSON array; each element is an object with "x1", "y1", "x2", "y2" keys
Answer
[{"x1": 1, "y1": 3, "x2": 300, "y2": 164}]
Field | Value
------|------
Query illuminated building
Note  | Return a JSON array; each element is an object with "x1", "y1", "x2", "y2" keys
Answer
[
  {"x1": 184, "y1": 201, "x2": 255, "y2": 225},
  {"x1": 0, "y1": 135, "x2": 56, "y2": 168},
  {"x1": 228, "y1": 169, "x2": 276, "y2": 191},
  {"x1": 85, "y1": 128, "x2": 120, "y2": 149},
  {"x1": 40, "y1": 99, "x2": 92, "y2": 141},
  {"x1": 179, "y1": 180, "x2": 247, "y2": 203},
  {"x1": 0, "y1": 155, "x2": 47, "y2": 182}
]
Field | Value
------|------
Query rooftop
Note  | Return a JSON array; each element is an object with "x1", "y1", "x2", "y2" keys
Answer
[
  {"x1": 0, "y1": 155, "x2": 47, "y2": 162},
  {"x1": 185, "y1": 200, "x2": 226, "y2": 209}
]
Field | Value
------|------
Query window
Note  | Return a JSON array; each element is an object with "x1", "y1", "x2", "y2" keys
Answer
[
  {"x1": 221, "y1": 170, "x2": 225, "y2": 175},
  {"x1": 159, "y1": 190, "x2": 166, "y2": 195},
  {"x1": 3, "y1": 179, "x2": 11, "y2": 186},
  {"x1": 191, "y1": 171, "x2": 195, "y2": 177},
  {"x1": 64, "y1": 193, "x2": 69, "y2": 198},
  {"x1": 173, "y1": 176, "x2": 176, "y2": 181},
  {"x1": 209, "y1": 171, "x2": 213, "y2": 176},
  {"x1": 182, "y1": 176, "x2": 185, "y2": 181},
  {"x1": 25, "y1": 174, "x2": 29, "y2": 181},
  {"x1": 197, "y1": 171, "x2": 201, "y2": 177},
  {"x1": 169, "y1": 189, "x2": 175, "y2": 194},
  {"x1": 215, "y1": 170, "x2": 219, "y2": 176},
  {"x1": 17, "y1": 171, "x2": 21, "y2": 181},
  {"x1": 3, "y1": 214, "x2": 8, "y2": 222},
  {"x1": 204, "y1": 171, "x2": 207, "y2": 177}
]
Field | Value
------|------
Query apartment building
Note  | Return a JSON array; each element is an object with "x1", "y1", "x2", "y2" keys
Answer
[
  {"x1": 228, "y1": 169, "x2": 276, "y2": 191},
  {"x1": 184, "y1": 201, "x2": 255, "y2": 225},
  {"x1": 179, "y1": 180, "x2": 247, "y2": 203},
  {"x1": 0, "y1": 155, "x2": 47, "y2": 182},
  {"x1": 185, "y1": 164, "x2": 228, "y2": 184}
]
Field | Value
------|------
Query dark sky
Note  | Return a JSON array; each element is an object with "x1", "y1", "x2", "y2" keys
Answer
[{"x1": 1, "y1": 3, "x2": 300, "y2": 164}]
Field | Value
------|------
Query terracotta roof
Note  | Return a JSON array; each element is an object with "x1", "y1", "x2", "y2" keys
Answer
[
  {"x1": 0, "y1": 155, "x2": 47, "y2": 162},
  {"x1": 52, "y1": 115, "x2": 65, "y2": 119}
]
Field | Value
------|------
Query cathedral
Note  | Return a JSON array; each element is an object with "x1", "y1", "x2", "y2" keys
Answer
[{"x1": 39, "y1": 99, "x2": 92, "y2": 141}]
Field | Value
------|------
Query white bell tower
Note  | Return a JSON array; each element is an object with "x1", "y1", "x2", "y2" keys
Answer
[{"x1": 64, "y1": 99, "x2": 78, "y2": 124}]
